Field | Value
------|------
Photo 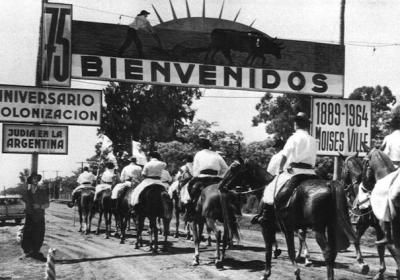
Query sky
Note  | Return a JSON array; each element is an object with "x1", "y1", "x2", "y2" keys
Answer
[{"x1": 0, "y1": 0, "x2": 399, "y2": 187}]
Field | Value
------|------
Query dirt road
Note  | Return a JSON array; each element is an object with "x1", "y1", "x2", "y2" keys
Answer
[{"x1": 0, "y1": 202, "x2": 398, "y2": 280}]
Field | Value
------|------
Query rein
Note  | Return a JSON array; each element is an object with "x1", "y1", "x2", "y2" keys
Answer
[{"x1": 234, "y1": 185, "x2": 265, "y2": 195}]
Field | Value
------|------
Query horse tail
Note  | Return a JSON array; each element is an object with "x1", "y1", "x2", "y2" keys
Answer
[
  {"x1": 220, "y1": 190, "x2": 240, "y2": 241},
  {"x1": 330, "y1": 180, "x2": 355, "y2": 250},
  {"x1": 161, "y1": 191, "x2": 173, "y2": 220}
]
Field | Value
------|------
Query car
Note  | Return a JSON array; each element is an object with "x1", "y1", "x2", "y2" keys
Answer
[{"x1": 0, "y1": 195, "x2": 25, "y2": 225}]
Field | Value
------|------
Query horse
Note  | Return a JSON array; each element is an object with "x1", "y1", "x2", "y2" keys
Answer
[
  {"x1": 134, "y1": 184, "x2": 173, "y2": 253},
  {"x1": 219, "y1": 159, "x2": 354, "y2": 280},
  {"x1": 115, "y1": 187, "x2": 135, "y2": 244},
  {"x1": 360, "y1": 146, "x2": 400, "y2": 280},
  {"x1": 340, "y1": 152, "x2": 384, "y2": 276},
  {"x1": 76, "y1": 188, "x2": 95, "y2": 235},
  {"x1": 95, "y1": 188, "x2": 113, "y2": 239},
  {"x1": 190, "y1": 174, "x2": 242, "y2": 268}
]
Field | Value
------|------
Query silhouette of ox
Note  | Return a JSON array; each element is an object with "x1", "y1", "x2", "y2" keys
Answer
[{"x1": 205, "y1": 29, "x2": 284, "y2": 66}]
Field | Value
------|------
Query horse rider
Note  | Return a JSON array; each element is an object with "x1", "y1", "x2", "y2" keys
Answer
[
  {"x1": 94, "y1": 161, "x2": 117, "y2": 202},
  {"x1": 161, "y1": 168, "x2": 173, "y2": 187},
  {"x1": 177, "y1": 154, "x2": 194, "y2": 188},
  {"x1": 381, "y1": 115, "x2": 400, "y2": 168},
  {"x1": 111, "y1": 156, "x2": 143, "y2": 200},
  {"x1": 130, "y1": 151, "x2": 168, "y2": 208},
  {"x1": 253, "y1": 112, "x2": 317, "y2": 224},
  {"x1": 375, "y1": 115, "x2": 400, "y2": 245},
  {"x1": 68, "y1": 166, "x2": 96, "y2": 208},
  {"x1": 185, "y1": 138, "x2": 228, "y2": 219},
  {"x1": 21, "y1": 173, "x2": 49, "y2": 261}
]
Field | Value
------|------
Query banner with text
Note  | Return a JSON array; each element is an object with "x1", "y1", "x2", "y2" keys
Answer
[
  {"x1": 53, "y1": 1, "x2": 345, "y2": 96},
  {"x1": 2, "y1": 124, "x2": 68, "y2": 154},
  {"x1": 72, "y1": 55, "x2": 343, "y2": 96},
  {"x1": 0, "y1": 84, "x2": 101, "y2": 126},
  {"x1": 41, "y1": 2, "x2": 72, "y2": 87},
  {"x1": 312, "y1": 98, "x2": 371, "y2": 156}
]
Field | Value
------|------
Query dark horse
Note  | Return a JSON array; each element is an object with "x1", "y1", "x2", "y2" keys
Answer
[
  {"x1": 115, "y1": 187, "x2": 135, "y2": 244},
  {"x1": 219, "y1": 159, "x2": 354, "y2": 280},
  {"x1": 134, "y1": 184, "x2": 173, "y2": 252},
  {"x1": 340, "y1": 152, "x2": 385, "y2": 277},
  {"x1": 76, "y1": 188, "x2": 95, "y2": 235},
  {"x1": 190, "y1": 179, "x2": 242, "y2": 268},
  {"x1": 95, "y1": 189, "x2": 113, "y2": 239},
  {"x1": 361, "y1": 147, "x2": 400, "y2": 280}
]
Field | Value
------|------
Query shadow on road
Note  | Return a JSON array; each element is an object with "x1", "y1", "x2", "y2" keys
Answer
[{"x1": 218, "y1": 257, "x2": 265, "y2": 272}]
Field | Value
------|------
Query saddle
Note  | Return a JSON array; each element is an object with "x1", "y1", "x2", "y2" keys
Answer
[{"x1": 274, "y1": 174, "x2": 318, "y2": 211}]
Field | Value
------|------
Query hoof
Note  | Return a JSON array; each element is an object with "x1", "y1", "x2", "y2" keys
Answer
[
  {"x1": 104, "y1": 235, "x2": 109, "y2": 239},
  {"x1": 85, "y1": 230, "x2": 90, "y2": 235},
  {"x1": 274, "y1": 249, "x2": 282, "y2": 259},
  {"x1": 78, "y1": 228, "x2": 82, "y2": 233},
  {"x1": 305, "y1": 259, "x2": 312, "y2": 267},
  {"x1": 114, "y1": 232, "x2": 120, "y2": 238},
  {"x1": 192, "y1": 256, "x2": 200, "y2": 266},
  {"x1": 135, "y1": 244, "x2": 139, "y2": 249},
  {"x1": 372, "y1": 272, "x2": 384, "y2": 280},
  {"x1": 295, "y1": 268, "x2": 301, "y2": 280},
  {"x1": 120, "y1": 239, "x2": 125, "y2": 244},
  {"x1": 95, "y1": 231, "x2": 100, "y2": 235},
  {"x1": 360, "y1": 264, "x2": 369, "y2": 275},
  {"x1": 261, "y1": 269, "x2": 271, "y2": 280},
  {"x1": 215, "y1": 260, "x2": 223, "y2": 269},
  {"x1": 174, "y1": 233, "x2": 179, "y2": 238}
]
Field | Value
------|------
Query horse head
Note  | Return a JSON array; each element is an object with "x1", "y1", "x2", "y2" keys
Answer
[
  {"x1": 361, "y1": 148, "x2": 395, "y2": 191},
  {"x1": 219, "y1": 158, "x2": 271, "y2": 192},
  {"x1": 339, "y1": 152, "x2": 362, "y2": 201}
]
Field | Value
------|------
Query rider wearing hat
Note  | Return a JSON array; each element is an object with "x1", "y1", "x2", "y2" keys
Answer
[
  {"x1": 253, "y1": 112, "x2": 317, "y2": 223},
  {"x1": 111, "y1": 156, "x2": 143, "y2": 200},
  {"x1": 21, "y1": 173, "x2": 49, "y2": 261},
  {"x1": 185, "y1": 138, "x2": 228, "y2": 220},
  {"x1": 68, "y1": 166, "x2": 96, "y2": 208}
]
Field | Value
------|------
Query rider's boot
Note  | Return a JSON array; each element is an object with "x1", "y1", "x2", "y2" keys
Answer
[
  {"x1": 251, "y1": 202, "x2": 269, "y2": 225},
  {"x1": 67, "y1": 193, "x2": 77, "y2": 208},
  {"x1": 376, "y1": 221, "x2": 392, "y2": 245}
]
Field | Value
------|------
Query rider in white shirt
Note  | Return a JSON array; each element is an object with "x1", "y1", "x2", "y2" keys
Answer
[
  {"x1": 94, "y1": 162, "x2": 117, "y2": 201},
  {"x1": 68, "y1": 167, "x2": 96, "y2": 208},
  {"x1": 111, "y1": 156, "x2": 143, "y2": 200},
  {"x1": 381, "y1": 116, "x2": 400, "y2": 167},
  {"x1": 253, "y1": 112, "x2": 317, "y2": 224}
]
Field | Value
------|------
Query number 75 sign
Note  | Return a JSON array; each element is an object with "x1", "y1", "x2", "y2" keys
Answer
[
  {"x1": 311, "y1": 98, "x2": 371, "y2": 156},
  {"x1": 41, "y1": 3, "x2": 72, "y2": 87}
]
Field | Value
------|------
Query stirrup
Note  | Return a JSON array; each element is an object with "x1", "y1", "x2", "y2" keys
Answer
[{"x1": 375, "y1": 238, "x2": 390, "y2": 245}]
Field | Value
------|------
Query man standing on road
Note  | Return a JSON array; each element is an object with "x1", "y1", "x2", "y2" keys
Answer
[
  {"x1": 68, "y1": 166, "x2": 96, "y2": 208},
  {"x1": 21, "y1": 173, "x2": 49, "y2": 262},
  {"x1": 118, "y1": 10, "x2": 163, "y2": 58}
]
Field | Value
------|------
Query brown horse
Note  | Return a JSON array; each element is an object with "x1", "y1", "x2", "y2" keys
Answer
[
  {"x1": 219, "y1": 159, "x2": 354, "y2": 280},
  {"x1": 95, "y1": 189, "x2": 113, "y2": 239},
  {"x1": 340, "y1": 152, "x2": 385, "y2": 276},
  {"x1": 134, "y1": 184, "x2": 173, "y2": 253},
  {"x1": 361, "y1": 146, "x2": 400, "y2": 280},
  {"x1": 76, "y1": 188, "x2": 95, "y2": 235}
]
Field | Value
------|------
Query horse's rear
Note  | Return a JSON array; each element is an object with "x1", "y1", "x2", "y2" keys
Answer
[
  {"x1": 135, "y1": 184, "x2": 173, "y2": 252},
  {"x1": 78, "y1": 189, "x2": 95, "y2": 234}
]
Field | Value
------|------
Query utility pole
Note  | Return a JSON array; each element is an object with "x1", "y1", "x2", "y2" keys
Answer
[{"x1": 76, "y1": 161, "x2": 86, "y2": 172}]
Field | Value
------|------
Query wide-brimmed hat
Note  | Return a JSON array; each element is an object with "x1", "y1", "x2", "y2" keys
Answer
[
  {"x1": 27, "y1": 173, "x2": 42, "y2": 184},
  {"x1": 138, "y1": 10, "x2": 150, "y2": 16},
  {"x1": 294, "y1": 112, "x2": 310, "y2": 124}
]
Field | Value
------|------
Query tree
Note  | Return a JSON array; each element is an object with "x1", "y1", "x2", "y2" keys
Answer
[
  {"x1": 348, "y1": 85, "x2": 397, "y2": 144},
  {"x1": 101, "y1": 83, "x2": 201, "y2": 155},
  {"x1": 252, "y1": 93, "x2": 311, "y2": 141}
]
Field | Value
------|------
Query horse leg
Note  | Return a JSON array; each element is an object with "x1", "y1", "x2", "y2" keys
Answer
[
  {"x1": 120, "y1": 213, "x2": 126, "y2": 244},
  {"x1": 283, "y1": 226, "x2": 301, "y2": 280},
  {"x1": 88, "y1": 204, "x2": 94, "y2": 234},
  {"x1": 135, "y1": 215, "x2": 144, "y2": 249},
  {"x1": 386, "y1": 244, "x2": 400, "y2": 280},
  {"x1": 96, "y1": 210, "x2": 102, "y2": 235},
  {"x1": 298, "y1": 229, "x2": 312, "y2": 267},
  {"x1": 78, "y1": 206, "x2": 83, "y2": 232},
  {"x1": 162, "y1": 217, "x2": 169, "y2": 252},
  {"x1": 372, "y1": 222, "x2": 386, "y2": 280},
  {"x1": 315, "y1": 225, "x2": 336, "y2": 280},
  {"x1": 295, "y1": 230, "x2": 304, "y2": 262},
  {"x1": 104, "y1": 211, "x2": 110, "y2": 239},
  {"x1": 354, "y1": 217, "x2": 370, "y2": 274},
  {"x1": 150, "y1": 217, "x2": 158, "y2": 253},
  {"x1": 260, "y1": 222, "x2": 274, "y2": 279},
  {"x1": 191, "y1": 222, "x2": 200, "y2": 266},
  {"x1": 174, "y1": 200, "x2": 180, "y2": 238}
]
